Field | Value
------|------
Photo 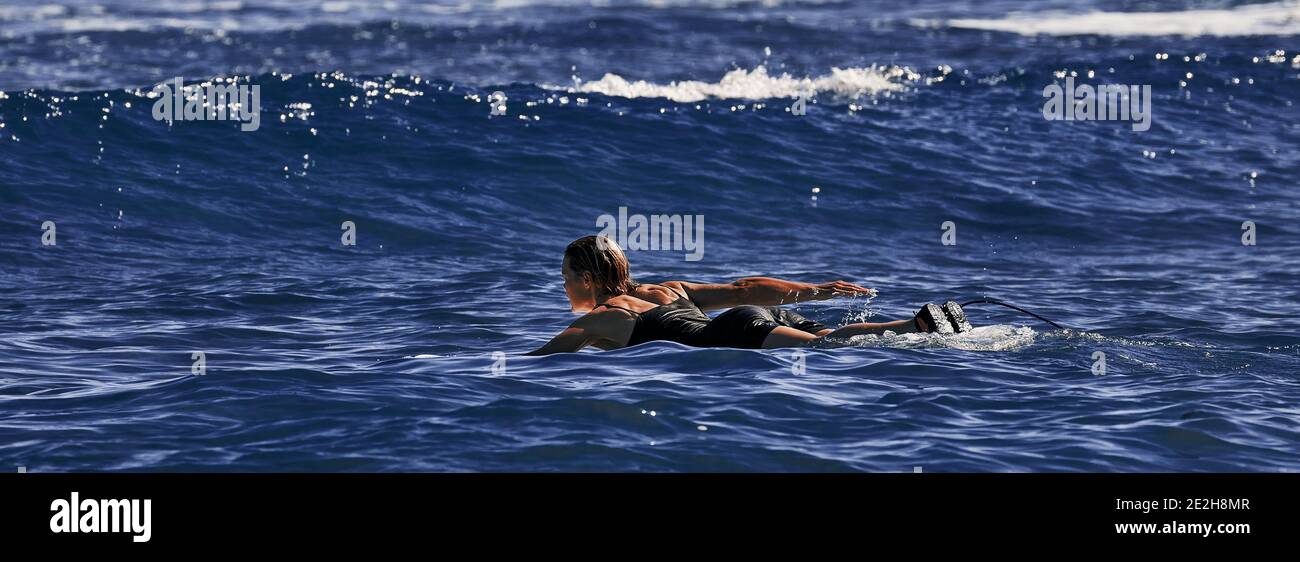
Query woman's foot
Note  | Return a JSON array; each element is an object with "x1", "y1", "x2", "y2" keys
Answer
[{"x1": 914, "y1": 303, "x2": 955, "y2": 334}]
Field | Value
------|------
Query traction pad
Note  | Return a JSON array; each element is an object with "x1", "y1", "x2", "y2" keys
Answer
[
  {"x1": 915, "y1": 303, "x2": 955, "y2": 334},
  {"x1": 943, "y1": 301, "x2": 973, "y2": 333}
]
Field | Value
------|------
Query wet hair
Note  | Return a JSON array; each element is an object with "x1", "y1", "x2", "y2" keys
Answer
[{"x1": 564, "y1": 235, "x2": 637, "y2": 296}]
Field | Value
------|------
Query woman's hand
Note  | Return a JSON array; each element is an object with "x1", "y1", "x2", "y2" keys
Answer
[{"x1": 808, "y1": 281, "x2": 876, "y2": 300}]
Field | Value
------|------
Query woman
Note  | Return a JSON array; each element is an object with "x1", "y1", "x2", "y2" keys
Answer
[{"x1": 526, "y1": 236, "x2": 972, "y2": 355}]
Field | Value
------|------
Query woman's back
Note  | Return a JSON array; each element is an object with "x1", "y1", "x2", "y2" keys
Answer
[{"x1": 599, "y1": 285, "x2": 711, "y2": 347}]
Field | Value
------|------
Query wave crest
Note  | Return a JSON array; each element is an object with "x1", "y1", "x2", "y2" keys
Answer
[
  {"x1": 933, "y1": 1, "x2": 1300, "y2": 37},
  {"x1": 564, "y1": 65, "x2": 914, "y2": 103}
]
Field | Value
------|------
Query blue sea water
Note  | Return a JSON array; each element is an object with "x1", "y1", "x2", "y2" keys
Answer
[{"x1": 1, "y1": 0, "x2": 1298, "y2": 472}]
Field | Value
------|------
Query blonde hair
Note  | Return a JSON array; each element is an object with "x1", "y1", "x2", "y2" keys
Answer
[{"x1": 565, "y1": 235, "x2": 637, "y2": 296}]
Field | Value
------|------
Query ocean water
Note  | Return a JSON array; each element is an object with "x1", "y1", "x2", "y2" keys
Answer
[{"x1": 1, "y1": 0, "x2": 1298, "y2": 472}]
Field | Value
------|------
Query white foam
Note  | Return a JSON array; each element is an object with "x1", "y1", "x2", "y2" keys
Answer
[
  {"x1": 155, "y1": 1, "x2": 246, "y2": 13},
  {"x1": 564, "y1": 65, "x2": 914, "y2": 103},
  {"x1": 847, "y1": 325, "x2": 1038, "y2": 352},
  {"x1": 938, "y1": 1, "x2": 1300, "y2": 37},
  {"x1": 0, "y1": 4, "x2": 68, "y2": 21},
  {"x1": 58, "y1": 16, "x2": 219, "y2": 33}
]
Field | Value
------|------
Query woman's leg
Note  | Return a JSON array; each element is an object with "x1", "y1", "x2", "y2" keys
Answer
[
  {"x1": 820, "y1": 318, "x2": 920, "y2": 339},
  {"x1": 759, "y1": 326, "x2": 822, "y2": 348},
  {"x1": 760, "y1": 318, "x2": 920, "y2": 349}
]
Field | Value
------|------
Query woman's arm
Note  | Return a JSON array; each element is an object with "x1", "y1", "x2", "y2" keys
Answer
[
  {"x1": 664, "y1": 278, "x2": 874, "y2": 311},
  {"x1": 524, "y1": 309, "x2": 634, "y2": 356},
  {"x1": 524, "y1": 324, "x2": 593, "y2": 356}
]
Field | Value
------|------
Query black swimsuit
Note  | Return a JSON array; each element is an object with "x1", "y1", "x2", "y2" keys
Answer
[{"x1": 599, "y1": 287, "x2": 828, "y2": 349}]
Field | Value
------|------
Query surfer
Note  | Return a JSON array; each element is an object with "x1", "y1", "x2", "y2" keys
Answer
[{"x1": 526, "y1": 236, "x2": 972, "y2": 355}]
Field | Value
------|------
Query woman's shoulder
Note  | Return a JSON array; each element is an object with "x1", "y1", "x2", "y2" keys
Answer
[
  {"x1": 578, "y1": 305, "x2": 637, "y2": 324},
  {"x1": 631, "y1": 282, "x2": 686, "y2": 304},
  {"x1": 573, "y1": 303, "x2": 639, "y2": 343}
]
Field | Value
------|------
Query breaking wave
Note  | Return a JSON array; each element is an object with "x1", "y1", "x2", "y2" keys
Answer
[
  {"x1": 564, "y1": 65, "x2": 915, "y2": 102},
  {"x1": 934, "y1": 1, "x2": 1300, "y2": 37}
]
